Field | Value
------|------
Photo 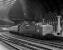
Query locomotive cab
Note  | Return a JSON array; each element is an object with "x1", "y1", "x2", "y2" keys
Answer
[{"x1": 36, "y1": 22, "x2": 53, "y2": 36}]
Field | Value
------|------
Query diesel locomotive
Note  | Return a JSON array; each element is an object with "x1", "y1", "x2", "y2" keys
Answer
[{"x1": 9, "y1": 21, "x2": 54, "y2": 38}]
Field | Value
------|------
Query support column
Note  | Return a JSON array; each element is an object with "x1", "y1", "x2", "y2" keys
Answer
[{"x1": 57, "y1": 15, "x2": 61, "y2": 33}]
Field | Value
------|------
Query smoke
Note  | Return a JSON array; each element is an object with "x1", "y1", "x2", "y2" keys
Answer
[
  {"x1": 19, "y1": 0, "x2": 46, "y2": 21},
  {"x1": 8, "y1": 0, "x2": 46, "y2": 23},
  {"x1": 19, "y1": 0, "x2": 28, "y2": 17}
]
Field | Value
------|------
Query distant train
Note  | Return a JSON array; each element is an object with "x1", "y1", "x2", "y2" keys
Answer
[{"x1": 9, "y1": 21, "x2": 55, "y2": 38}]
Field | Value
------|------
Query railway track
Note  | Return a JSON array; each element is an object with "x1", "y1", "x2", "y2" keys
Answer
[
  {"x1": 0, "y1": 33, "x2": 63, "y2": 50},
  {"x1": 1, "y1": 40, "x2": 38, "y2": 50},
  {"x1": 2, "y1": 33, "x2": 63, "y2": 47},
  {"x1": 0, "y1": 35, "x2": 51, "y2": 50},
  {"x1": 4, "y1": 33, "x2": 63, "y2": 43},
  {"x1": 1, "y1": 41, "x2": 19, "y2": 50}
]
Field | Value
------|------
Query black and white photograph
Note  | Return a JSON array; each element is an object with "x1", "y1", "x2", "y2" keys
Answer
[{"x1": 0, "y1": 0, "x2": 63, "y2": 50}]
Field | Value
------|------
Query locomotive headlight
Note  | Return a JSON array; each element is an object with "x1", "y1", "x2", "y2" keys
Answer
[{"x1": 2, "y1": 27, "x2": 9, "y2": 30}]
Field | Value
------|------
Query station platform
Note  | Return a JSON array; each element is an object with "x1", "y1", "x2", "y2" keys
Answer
[
  {"x1": 0, "y1": 41, "x2": 17, "y2": 50},
  {"x1": 0, "y1": 42, "x2": 9, "y2": 50}
]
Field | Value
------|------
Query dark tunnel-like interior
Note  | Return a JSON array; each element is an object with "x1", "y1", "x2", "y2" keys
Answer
[{"x1": 0, "y1": 0, "x2": 63, "y2": 25}]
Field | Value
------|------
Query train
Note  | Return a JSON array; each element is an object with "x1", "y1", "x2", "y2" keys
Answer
[
  {"x1": 8, "y1": 15, "x2": 63, "y2": 39},
  {"x1": 9, "y1": 21, "x2": 55, "y2": 39}
]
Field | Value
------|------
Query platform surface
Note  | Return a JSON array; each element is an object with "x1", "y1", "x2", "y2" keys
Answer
[{"x1": 0, "y1": 41, "x2": 12, "y2": 50}]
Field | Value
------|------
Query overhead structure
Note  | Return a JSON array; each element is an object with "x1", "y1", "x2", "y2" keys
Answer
[
  {"x1": 0, "y1": 0, "x2": 16, "y2": 25},
  {"x1": 0, "y1": 0, "x2": 16, "y2": 9}
]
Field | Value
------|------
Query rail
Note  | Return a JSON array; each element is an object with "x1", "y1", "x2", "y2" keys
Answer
[
  {"x1": 0, "y1": 35, "x2": 51, "y2": 50},
  {"x1": 1, "y1": 33, "x2": 63, "y2": 50}
]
